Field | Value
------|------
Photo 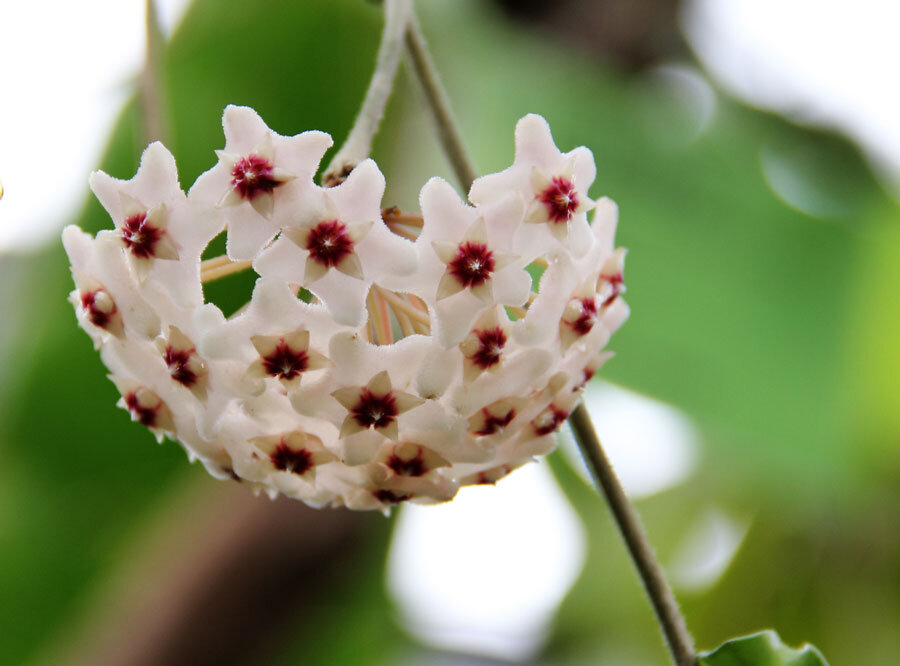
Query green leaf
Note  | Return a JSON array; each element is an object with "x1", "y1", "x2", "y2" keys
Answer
[{"x1": 700, "y1": 630, "x2": 829, "y2": 666}]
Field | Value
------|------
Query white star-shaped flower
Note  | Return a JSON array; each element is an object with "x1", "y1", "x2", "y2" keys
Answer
[
  {"x1": 412, "y1": 177, "x2": 531, "y2": 346},
  {"x1": 109, "y1": 376, "x2": 175, "y2": 442},
  {"x1": 189, "y1": 105, "x2": 332, "y2": 261},
  {"x1": 469, "y1": 113, "x2": 597, "y2": 258},
  {"x1": 254, "y1": 159, "x2": 417, "y2": 327},
  {"x1": 154, "y1": 325, "x2": 209, "y2": 401},
  {"x1": 63, "y1": 225, "x2": 161, "y2": 345},
  {"x1": 90, "y1": 142, "x2": 222, "y2": 307}
]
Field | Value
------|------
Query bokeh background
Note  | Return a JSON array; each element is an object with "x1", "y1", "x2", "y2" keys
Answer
[{"x1": 1, "y1": 0, "x2": 898, "y2": 664}]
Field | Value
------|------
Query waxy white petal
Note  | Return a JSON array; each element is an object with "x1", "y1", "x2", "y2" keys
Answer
[
  {"x1": 335, "y1": 253, "x2": 364, "y2": 280},
  {"x1": 66, "y1": 108, "x2": 626, "y2": 511},
  {"x1": 249, "y1": 191, "x2": 275, "y2": 219}
]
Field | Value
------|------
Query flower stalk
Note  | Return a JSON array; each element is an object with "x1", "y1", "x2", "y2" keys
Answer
[
  {"x1": 322, "y1": 0, "x2": 412, "y2": 186},
  {"x1": 200, "y1": 257, "x2": 252, "y2": 283},
  {"x1": 403, "y1": 12, "x2": 478, "y2": 191},
  {"x1": 139, "y1": 0, "x2": 168, "y2": 145},
  {"x1": 400, "y1": 5, "x2": 698, "y2": 665},
  {"x1": 568, "y1": 404, "x2": 698, "y2": 666}
]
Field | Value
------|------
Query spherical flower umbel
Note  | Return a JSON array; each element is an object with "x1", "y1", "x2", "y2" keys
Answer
[{"x1": 63, "y1": 107, "x2": 628, "y2": 512}]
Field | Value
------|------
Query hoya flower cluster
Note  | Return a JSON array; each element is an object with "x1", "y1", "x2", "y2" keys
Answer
[{"x1": 64, "y1": 106, "x2": 628, "y2": 511}]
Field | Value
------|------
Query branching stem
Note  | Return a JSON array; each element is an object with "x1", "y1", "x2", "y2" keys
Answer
[{"x1": 322, "y1": 0, "x2": 412, "y2": 186}]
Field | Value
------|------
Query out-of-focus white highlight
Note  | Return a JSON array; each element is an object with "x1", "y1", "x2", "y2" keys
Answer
[
  {"x1": 563, "y1": 382, "x2": 700, "y2": 499},
  {"x1": 0, "y1": 0, "x2": 191, "y2": 252},
  {"x1": 670, "y1": 507, "x2": 749, "y2": 592},
  {"x1": 642, "y1": 64, "x2": 718, "y2": 144},
  {"x1": 683, "y1": 0, "x2": 900, "y2": 191},
  {"x1": 760, "y1": 145, "x2": 849, "y2": 219},
  {"x1": 387, "y1": 462, "x2": 585, "y2": 661},
  {"x1": 387, "y1": 382, "x2": 699, "y2": 658}
]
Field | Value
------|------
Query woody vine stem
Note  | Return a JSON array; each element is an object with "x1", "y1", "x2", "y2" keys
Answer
[{"x1": 381, "y1": 4, "x2": 698, "y2": 666}]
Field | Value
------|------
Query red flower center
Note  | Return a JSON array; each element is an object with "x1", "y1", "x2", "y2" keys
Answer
[
  {"x1": 121, "y1": 212, "x2": 163, "y2": 258},
  {"x1": 538, "y1": 176, "x2": 579, "y2": 224},
  {"x1": 124, "y1": 392, "x2": 158, "y2": 427},
  {"x1": 601, "y1": 273, "x2": 624, "y2": 307},
  {"x1": 387, "y1": 452, "x2": 427, "y2": 477},
  {"x1": 475, "y1": 406, "x2": 516, "y2": 436},
  {"x1": 571, "y1": 297, "x2": 598, "y2": 336},
  {"x1": 306, "y1": 219, "x2": 354, "y2": 267},
  {"x1": 262, "y1": 341, "x2": 309, "y2": 380},
  {"x1": 475, "y1": 466, "x2": 511, "y2": 485},
  {"x1": 80, "y1": 290, "x2": 114, "y2": 329},
  {"x1": 230, "y1": 154, "x2": 280, "y2": 200},
  {"x1": 163, "y1": 346, "x2": 198, "y2": 387},
  {"x1": 575, "y1": 366, "x2": 596, "y2": 391},
  {"x1": 447, "y1": 241, "x2": 495, "y2": 288},
  {"x1": 351, "y1": 389, "x2": 399, "y2": 429},
  {"x1": 471, "y1": 327, "x2": 507, "y2": 369},
  {"x1": 533, "y1": 405, "x2": 569, "y2": 436},
  {"x1": 270, "y1": 442, "x2": 313, "y2": 475},
  {"x1": 373, "y1": 489, "x2": 412, "y2": 504}
]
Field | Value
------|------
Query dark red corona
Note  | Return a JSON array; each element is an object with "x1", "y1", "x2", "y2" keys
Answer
[
  {"x1": 471, "y1": 327, "x2": 507, "y2": 369},
  {"x1": 121, "y1": 212, "x2": 163, "y2": 258},
  {"x1": 447, "y1": 241, "x2": 495, "y2": 288},
  {"x1": 575, "y1": 366, "x2": 596, "y2": 391},
  {"x1": 533, "y1": 405, "x2": 568, "y2": 436},
  {"x1": 262, "y1": 341, "x2": 309, "y2": 380},
  {"x1": 124, "y1": 392, "x2": 158, "y2": 427},
  {"x1": 80, "y1": 290, "x2": 114, "y2": 329},
  {"x1": 475, "y1": 407, "x2": 516, "y2": 436},
  {"x1": 387, "y1": 452, "x2": 426, "y2": 477},
  {"x1": 230, "y1": 154, "x2": 281, "y2": 200},
  {"x1": 163, "y1": 346, "x2": 198, "y2": 387},
  {"x1": 601, "y1": 273, "x2": 624, "y2": 307},
  {"x1": 571, "y1": 298, "x2": 598, "y2": 336},
  {"x1": 373, "y1": 489, "x2": 412, "y2": 504},
  {"x1": 270, "y1": 441, "x2": 313, "y2": 475},
  {"x1": 306, "y1": 219, "x2": 355, "y2": 268},
  {"x1": 351, "y1": 389, "x2": 399, "y2": 430},
  {"x1": 538, "y1": 176, "x2": 579, "y2": 224}
]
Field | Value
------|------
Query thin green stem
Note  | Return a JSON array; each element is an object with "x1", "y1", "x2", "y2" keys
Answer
[
  {"x1": 403, "y1": 12, "x2": 478, "y2": 191},
  {"x1": 401, "y1": 6, "x2": 698, "y2": 665},
  {"x1": 322, "y1": 0, "x2": 411, "y2": 186},
  {"x1": 569, "y1": 405, "x2": 698, "y2": 666},
  {"x1": 139, "y1": 0, "x2": 168, "y2": 145}
]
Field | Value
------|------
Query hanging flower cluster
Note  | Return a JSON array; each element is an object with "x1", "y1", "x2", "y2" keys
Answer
[{"x1": 63, "y1": 106, "x2": 628, "y2": 511}]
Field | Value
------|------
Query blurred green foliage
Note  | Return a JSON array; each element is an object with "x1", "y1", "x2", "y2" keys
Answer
[{"x1": 1, "y1": 0, "x2": 898, "y2": 664}]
